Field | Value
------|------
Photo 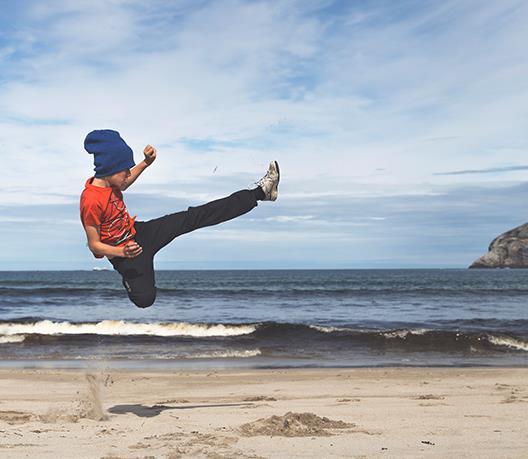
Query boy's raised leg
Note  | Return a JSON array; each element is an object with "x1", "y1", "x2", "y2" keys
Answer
[
  {"x1": 145, "y1": 189, "x2": 259, "y2": 254},
  {"x1": 143, "y1": 160, "x2": 280, "y2": 254}
]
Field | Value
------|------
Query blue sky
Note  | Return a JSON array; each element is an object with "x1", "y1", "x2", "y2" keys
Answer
[{"x1": 0, "y1": 0, "x2": 527, "y2": 269}]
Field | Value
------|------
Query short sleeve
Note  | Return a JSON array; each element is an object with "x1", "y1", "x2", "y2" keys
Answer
[{"x1": 80, "y1": 197, "x2": 102, "y2": 227}]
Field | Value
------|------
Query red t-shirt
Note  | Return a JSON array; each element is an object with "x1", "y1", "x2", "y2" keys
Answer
[{"x1": 80, "y1": 177, "x2": 136, "y2": 258}]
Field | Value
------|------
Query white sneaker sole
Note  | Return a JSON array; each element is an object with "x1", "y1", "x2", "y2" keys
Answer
[{"x1": 270, "y1": 160, "x2": 280, "y2": 201}]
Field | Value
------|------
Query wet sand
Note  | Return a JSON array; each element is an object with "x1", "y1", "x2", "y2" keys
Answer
[{"x1": 0, "y1": 367, "x2": 527, "y2": 458}]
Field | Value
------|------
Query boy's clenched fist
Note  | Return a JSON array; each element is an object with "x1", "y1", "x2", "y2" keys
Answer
[{"x1": 144, "y1": 144, "x2": 157, "y2": 165}]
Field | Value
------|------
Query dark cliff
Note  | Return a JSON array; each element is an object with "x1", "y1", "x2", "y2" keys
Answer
[{"x1": 469, "y1": 223, "x2": 528, "y2": 268}]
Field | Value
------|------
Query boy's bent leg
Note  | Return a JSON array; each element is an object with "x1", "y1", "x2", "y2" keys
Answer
[
  {"x1": 145, "y1": 189, "x2": 258, "y2": 254},
  {"x1": 109, "y1": 253, "x2": 156, "y2": 308}
]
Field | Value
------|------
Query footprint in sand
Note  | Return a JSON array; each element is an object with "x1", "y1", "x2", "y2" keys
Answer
[
  {"x1": 243, "y1": 396, "x2": 277, "y2": 402},
  {"x1": 0, "y1": 410, "x2": 34, "y2": 425},
  {"x1": 413, "y1": 394, "x2": 446, "y2": 400},
  {"x1": 501, "y1": 394, "x2": 528, "y2": 404}
]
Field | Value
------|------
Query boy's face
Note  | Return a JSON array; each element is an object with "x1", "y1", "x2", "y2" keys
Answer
[{"x1": 107, "y1": 168, "x2": 131, "y2": 188}]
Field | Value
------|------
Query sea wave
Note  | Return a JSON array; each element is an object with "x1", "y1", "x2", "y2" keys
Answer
[
  {"x1": 192, "y1": 349, "x2": 262, "y2": 359},
  {"x1": 70, "y1": 349, "x2": 262, "y2": 360},
  {"x1": 308, "y1": 325, "x2": 350, "y2": 333},
  {"x1": 0, "y1": 335, "x2": 26, "y2": 344},
  {"x1": 0, "y1": 320, "x2": 257, "y2": 338},
  {"x1": 487, "y1": 335, "x2": 528, "y2": 352},
  {"x1": 0, "y1": 320, "x2": 526, "y2": 354},
  {"x1": 382, "y1": 328, "x2": 430, "y2": 339}
]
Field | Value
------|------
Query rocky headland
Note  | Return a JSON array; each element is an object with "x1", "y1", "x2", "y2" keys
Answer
[{"x1": 469, "y1": 223, "x2": 528, "y2": 268}]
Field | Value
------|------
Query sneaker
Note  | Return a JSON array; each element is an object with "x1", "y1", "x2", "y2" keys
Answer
[{"x1": 255, "y1": 160, "x2": 280, "y2": 201}]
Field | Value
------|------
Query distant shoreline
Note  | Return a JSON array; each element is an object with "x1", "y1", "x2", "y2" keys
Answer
[{"x1": 0, "y1": 267, "x2": 515, "y2": 272}]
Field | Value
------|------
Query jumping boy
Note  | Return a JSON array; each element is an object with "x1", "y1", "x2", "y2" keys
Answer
[{"x1": 80, "y1": 129, "x2": 279, "y2": 308}]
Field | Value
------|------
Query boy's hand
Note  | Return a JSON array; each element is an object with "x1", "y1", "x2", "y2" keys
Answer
[
  {"x1": 122, "y1": 241, "x2": 143, "y2": 258},
  {"x1": 144, "y1": 145, "x2": 157, "y2": 166}
]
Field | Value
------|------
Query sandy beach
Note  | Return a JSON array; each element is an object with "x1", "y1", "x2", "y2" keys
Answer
[{"x1": 0, "y1": 367, "x2": 526, "y2": 458}]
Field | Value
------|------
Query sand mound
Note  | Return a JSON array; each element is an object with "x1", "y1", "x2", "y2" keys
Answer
[{"x1": 240, "y1": 411, "x2": 355, "y2": 437}]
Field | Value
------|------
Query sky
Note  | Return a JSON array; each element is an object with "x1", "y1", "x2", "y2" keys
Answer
[{"x1": 0, "y1": 0, "x2": 527, "y2": 270}]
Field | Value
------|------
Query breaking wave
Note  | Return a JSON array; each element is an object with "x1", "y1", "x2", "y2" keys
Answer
[
  {"x1": 0, "y1": 319, "x2": 526, "y2": 356},
  {"x1": 0, "y1": 335, "x2": 26, "y2": 344},
  {"x1": 487, "y1": 335, "x2": 528, "y2": 352},
  {"x1": 192, "y1": 349, "x2": 262, "y2": 359},
  {"x1": 0, "y1": 319, "x2": 257, "y2": 338}
]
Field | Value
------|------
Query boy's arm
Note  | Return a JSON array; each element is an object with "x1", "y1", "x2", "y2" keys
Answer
[
  {"x1": 84, "y1": 225, "x2": 142, "y2": 259},
  {"x1": 121, "y1": 145, "x2": 157, "y2": 191}
]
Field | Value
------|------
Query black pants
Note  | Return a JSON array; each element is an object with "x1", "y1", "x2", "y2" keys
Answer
[{"x1": 109, "y1": 189, "x2": 258, "y2": 308}]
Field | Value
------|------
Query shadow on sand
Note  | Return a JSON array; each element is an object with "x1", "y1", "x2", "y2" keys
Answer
[{"x1": 107, "y1": 402, "x2": 253, "y2": 418}]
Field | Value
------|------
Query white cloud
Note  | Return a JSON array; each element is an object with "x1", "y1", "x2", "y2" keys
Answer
[
  {"x1": 183, "y1": 227, "x2": 363, "y2": 242},
  {"x1": 264, "y1": 215, "x2": 315, "y2": 223}
]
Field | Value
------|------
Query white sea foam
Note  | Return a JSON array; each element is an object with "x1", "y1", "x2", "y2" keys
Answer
[
  {"x1": 72, "y1": 349, "x2": 262, "y2": 359},
  {"x1": 0, "y1": 334, "x2": 26, "y2": 344},
  {"x1": 310, "y1": 325, "x2": 431, "y2": 338},
  {"x1": 488, "y1": 335, "x2": 528, "y2": 352},
  {"x1": 309, "y1": 325, "x2": 349, "y2": 333},
  {"x1": 383, "y1": 329, "x2": 430, "y2": 339},
  {"x1": 192, "y1": 349, "x2": 262, "y2": 359},
  {"x1": 0, "y1": 320, "x2": 257, "y2": 338}
]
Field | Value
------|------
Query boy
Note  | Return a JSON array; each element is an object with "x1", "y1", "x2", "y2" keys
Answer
[{"x1": 80, "y1": 129, "x2": 279, "y2": 308}]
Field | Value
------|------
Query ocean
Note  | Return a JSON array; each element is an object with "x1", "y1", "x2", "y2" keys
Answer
[{"x1": 0, "y1": 269, "x2": 527, "y2": 369}]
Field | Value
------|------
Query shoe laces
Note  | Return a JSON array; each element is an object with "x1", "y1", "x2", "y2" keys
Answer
[{"x1": 255, "y1": 170, "x2": 272, "y2": 187}]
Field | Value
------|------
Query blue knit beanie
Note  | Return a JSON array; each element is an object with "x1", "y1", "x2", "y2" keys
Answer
[{"x1": 84, "y1": 130, "x2": 136, "y2": 178}]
